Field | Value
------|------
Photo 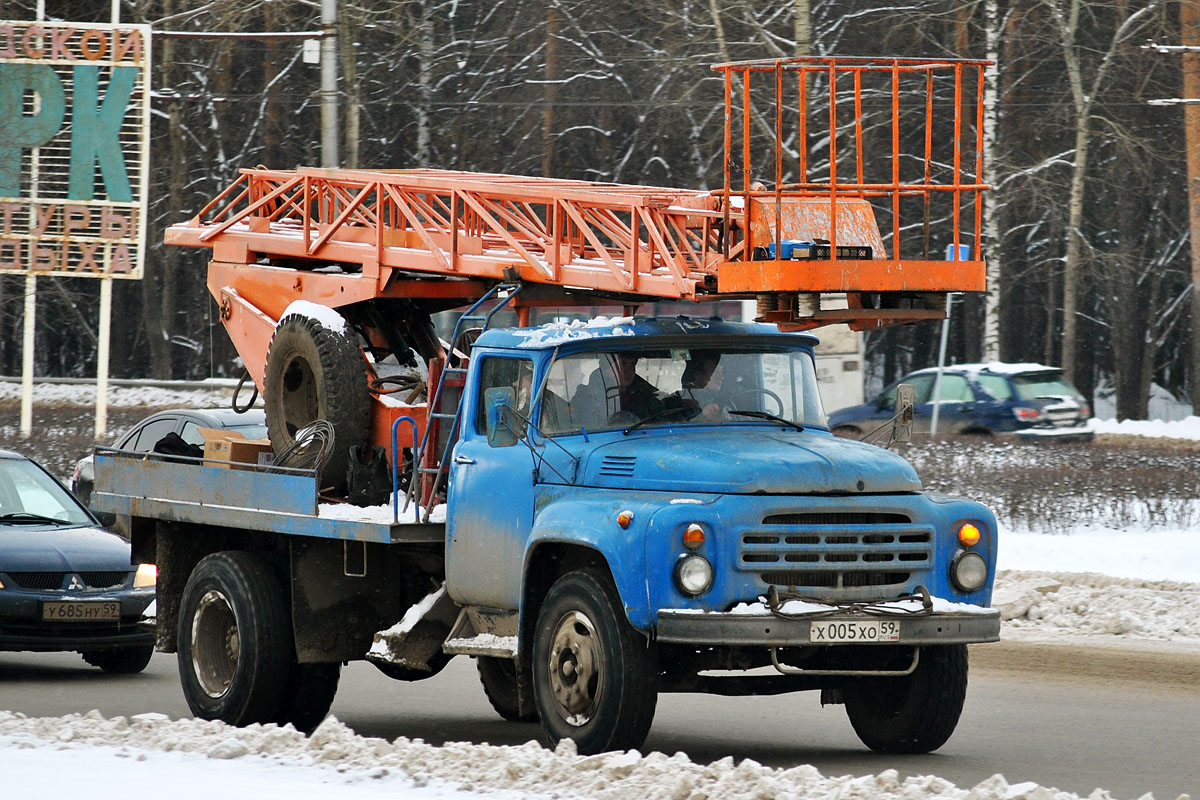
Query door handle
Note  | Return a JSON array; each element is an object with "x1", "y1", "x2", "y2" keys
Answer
[{"x1": 453, "y1": 455, "x2": 476, "y2": 465}]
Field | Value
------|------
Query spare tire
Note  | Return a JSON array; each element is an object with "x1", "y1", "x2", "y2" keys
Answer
[{"x1": 265, "y1": 312, "x2": 370, "y2": 493}]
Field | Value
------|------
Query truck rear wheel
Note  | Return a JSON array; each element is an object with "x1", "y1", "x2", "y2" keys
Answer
[
  {"x1": 477, "y1": 656, "x2": 537, "y2": 723},
  {"x1": 264, "y1": 313, "x2": 370, "y2": 493},
  {"x1": 177, "y1": 552, "x2": 291, "y2": 726},
  {"x1": 532, "y1": 569, "x2": 657, "y2": 754},
  {"x1": 843, "y1": 644, "x2": 968, "y2": 753}
]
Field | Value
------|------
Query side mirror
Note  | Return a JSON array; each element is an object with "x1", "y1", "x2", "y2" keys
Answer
[
  {"x1": 892, "y1": 383, "x2": 914, "y2": 443},
  {"x1": 484, "y1": 387, "x2": 522, "y2": 447}
]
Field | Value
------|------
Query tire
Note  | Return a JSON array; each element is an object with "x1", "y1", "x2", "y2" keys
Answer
[
  {"x1": 81, "y1": 645, "x2": 154, "y2": 674},
  {"x1": 844, "y1": 644, "x2": 968, "y2": 754},
  {"x1": 532, "y1": 570, "x2": 657, "y2": 754},
  {"x1": 275, "y1": 661, "x2": 341, "y2": 733},
  {"x1": 478, "y1": 656, "x2": 537, "y2": 723},
  {"x1": 177, "y1": 552, "x2": 291, "y2": 726},
  {"x1": 264, "y1": 313, "x2": 370, "y2": 493}
]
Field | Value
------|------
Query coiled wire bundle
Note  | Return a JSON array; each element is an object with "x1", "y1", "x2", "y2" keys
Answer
[{"x1": 272, "y1": 420, "x2": 337, "y2": 486}]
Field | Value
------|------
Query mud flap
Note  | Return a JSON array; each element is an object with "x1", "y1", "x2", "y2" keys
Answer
[{"x1": 367, "y1": 584, "x2": 459, "y2": 673}]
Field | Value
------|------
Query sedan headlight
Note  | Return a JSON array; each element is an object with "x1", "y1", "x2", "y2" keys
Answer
[
  {"x1": 674, "y1": 555, "x2": 713, "y2": 597},
  {"x1": 950, "y1": 551, "x2": 988, "y2": 593},
  {"x1": 133, "y1": 563, "x2": 157, "y2": 589}
]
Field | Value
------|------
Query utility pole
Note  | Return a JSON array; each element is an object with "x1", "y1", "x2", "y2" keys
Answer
[
  {"x1": 1147, "y1": 5, "x2": 1200, "y2": 413},
  {"x1": 321, "y1": 0, "x2": 339, "y2": 168},
  {"x1": 1184, "y1": 2, "x2": 1200, "y2": 414}
]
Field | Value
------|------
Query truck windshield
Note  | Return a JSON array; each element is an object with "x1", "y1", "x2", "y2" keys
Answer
[{"x1": 538, "y1": 345, "x2": 826, "y2": 435}]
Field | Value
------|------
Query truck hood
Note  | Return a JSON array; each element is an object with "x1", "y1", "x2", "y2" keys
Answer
[{"x1": 571, "y1": 429, "x2": 922, "y2": 494}]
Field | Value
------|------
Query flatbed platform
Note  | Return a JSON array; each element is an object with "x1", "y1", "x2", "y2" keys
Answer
[{"x1": 92, "y1": 450, "x2": 444, "y2": 545}]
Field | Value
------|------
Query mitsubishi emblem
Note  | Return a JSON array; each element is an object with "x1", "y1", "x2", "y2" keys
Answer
[{"x1": 66, "y1": 575, "x2": 85, "y2": 591}]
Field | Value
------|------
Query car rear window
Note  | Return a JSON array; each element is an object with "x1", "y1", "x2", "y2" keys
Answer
[
  {"x1": 975, "y1": 374, "x2": 1013, "y2": 401},
  {"x1": 1011, "y1": 373, "x2": 1079, "y2": 401}
]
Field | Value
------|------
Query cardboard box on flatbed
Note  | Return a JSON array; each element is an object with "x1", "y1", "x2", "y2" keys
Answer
[{"x1": 198, "y1": 427, "x2": 273, "y2": 469}]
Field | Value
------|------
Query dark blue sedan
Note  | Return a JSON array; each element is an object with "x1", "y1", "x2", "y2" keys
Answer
[
  {"x1": 827, "y1": 362, "x2": 1093, "y2": 442},
  {"x1": 0, "y1": 449, "x2": 156, "y2": 672}
]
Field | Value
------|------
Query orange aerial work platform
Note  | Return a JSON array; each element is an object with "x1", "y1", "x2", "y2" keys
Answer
[
  {"x1": 165, "y1": 55, "x2": 989, "y2": 459},
  {"x1": 168, "y1": 56, "x2": 988, "y2": 325}
]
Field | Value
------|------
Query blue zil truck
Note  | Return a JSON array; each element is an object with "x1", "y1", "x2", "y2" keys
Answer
[
  {"x1": 95, "y1": 312, "x2": 999, "y2": 755},
  {"x1": 97, "y1": 57, "x2": 1000, "y2": 753}
]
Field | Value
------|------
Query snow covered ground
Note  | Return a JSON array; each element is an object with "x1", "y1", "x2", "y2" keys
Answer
[{"x1": 3, "y1": 384, "x2": 1198, "y2": 799}]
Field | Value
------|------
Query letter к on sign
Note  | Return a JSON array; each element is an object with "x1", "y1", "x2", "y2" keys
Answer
[{"x1": 0, "y1": 20, "x2": 150, "y2": 279}]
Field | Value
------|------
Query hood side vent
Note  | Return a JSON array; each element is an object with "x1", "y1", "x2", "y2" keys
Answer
[{"x1": 598, "y1": 455, "x2": 637, "y2": 477}]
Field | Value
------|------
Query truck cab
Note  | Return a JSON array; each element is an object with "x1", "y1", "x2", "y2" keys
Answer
[{"x1": 441, "y1": 316, "x2": 998, "y2": 753}]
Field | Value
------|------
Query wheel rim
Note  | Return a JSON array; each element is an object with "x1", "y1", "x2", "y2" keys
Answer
[
  {"x1": 280, "y1": 350, "x2": 318, "y2": 437},
  {"x1": 546, "y1": 609, "x2": 603, "y2": 727},
  {"x1": 191, "y1": 589, "x2": 239, "y2": 699}
]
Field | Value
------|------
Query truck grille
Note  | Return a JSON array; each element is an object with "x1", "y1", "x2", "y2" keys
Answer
[{"x1": 740, "y1": 511, "x2": 932, "y2": 599}]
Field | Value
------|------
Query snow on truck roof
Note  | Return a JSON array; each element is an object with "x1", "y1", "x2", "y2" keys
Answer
[{"x1": 474, "y1": 315, "x2": 820, "y2": 350}]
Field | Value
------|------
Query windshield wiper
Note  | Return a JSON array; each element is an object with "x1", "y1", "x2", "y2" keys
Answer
[
  {"x1": 623, "y1": 405, "x2": 701, "y2": 434},
  {"x1": 729, "y1": 410, "x2": 805, "y2": 432},
  {"x1": 0, "y1": 512, "x2": 66, "y2": 525}
]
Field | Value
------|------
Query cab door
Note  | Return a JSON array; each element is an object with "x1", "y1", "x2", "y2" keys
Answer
[{"x1": 445, "y1": 355, "x2": 536, "y2": 609}]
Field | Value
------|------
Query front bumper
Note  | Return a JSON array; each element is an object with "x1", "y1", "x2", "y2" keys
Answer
[
  {"x1": 0, "y1": 591, "x2": 155, "y2": 652},
  {"x1": 656, "y1": 608, "x2": 1001, "y2": 647}
]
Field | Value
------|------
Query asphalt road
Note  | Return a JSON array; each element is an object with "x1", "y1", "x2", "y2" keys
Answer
[{"x1": 2, "y1": 642, "x2": 1197, "y2": 800}]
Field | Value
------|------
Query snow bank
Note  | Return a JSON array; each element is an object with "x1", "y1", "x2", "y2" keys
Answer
[
  {"x1": 0, "y1": 381, "x2": 236, "y2": 408},
  {"x1": 0, "y1": 711, "x2": 1166, "y2": 800},
  {"x1": 995, "y1": 571, "x2": 1200, "y2": 644},
  {"x1": 1088, "y1": 415, "x2": 1200, "y2": 441}
]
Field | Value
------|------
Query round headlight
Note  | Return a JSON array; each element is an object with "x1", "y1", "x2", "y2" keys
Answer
[
  {"x1": 675, "y1": 555, "x2": 714, "y2": 597},
  {"x1": 951, "y1": 551, "x2": 988, "y2": 593}
]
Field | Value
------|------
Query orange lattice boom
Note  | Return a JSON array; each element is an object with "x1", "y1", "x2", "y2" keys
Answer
[{"x1": 167, "y1": 56, "x2": 989, "y2": 332}]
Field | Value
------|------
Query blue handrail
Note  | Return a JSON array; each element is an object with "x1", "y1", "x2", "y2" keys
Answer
[{"x1": 390, "y1": 415, "x2": 420, "y2": 523}]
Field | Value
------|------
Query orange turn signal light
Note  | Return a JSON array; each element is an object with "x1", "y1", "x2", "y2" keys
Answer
[
  {"x1": 957, "y1": 523, "x2": 982, "y2": 548},
  {"x1": 683, "y1": 523, "x2": 706, "y2": 550},
  {"x1": 617, "y1": 510, "x2": 634, "y2": 529}
]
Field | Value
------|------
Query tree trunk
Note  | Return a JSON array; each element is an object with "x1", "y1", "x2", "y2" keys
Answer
[
  {"x1": 342, "y1": 8, "x2": 360, "y2": 169},
  {"x1": 543, "y1": 5, "x2": 561, "y2": 177},
  {"x1": 981, "y1": 0, "x2": 1002, "y2": 361},
  {"x1": 1061, "y1": 118, "x2": 1089, "y2": 379},
  {"x1": 141, "y1": 0, "x2": 181, "y2": 379},
  {"x1": 263, "y1": 3, "x2": 282, "y2": 168},
  {"x1": 414, "y1": 0, "x2": 434, "y2": 167}
]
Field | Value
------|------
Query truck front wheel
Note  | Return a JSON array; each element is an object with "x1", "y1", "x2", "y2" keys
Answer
[
  {"x1": 532, "y1": 570, "x2": 657, "y2": 754},
  {"x1": 177, "y1": 552, "x2": 291, "y2": 726},
  {"x1": 843, "y1": 644, "x2": 968, "y2": 754}
]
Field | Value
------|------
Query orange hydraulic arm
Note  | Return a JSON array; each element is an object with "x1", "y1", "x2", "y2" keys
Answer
[{"x1": 165, "y1": 55, "x2": 990, "y2": 456}]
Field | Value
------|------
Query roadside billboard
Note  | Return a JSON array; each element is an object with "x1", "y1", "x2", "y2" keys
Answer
[{"x1": 0, "y1": 20, "x2": 150, "y2": 278}]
